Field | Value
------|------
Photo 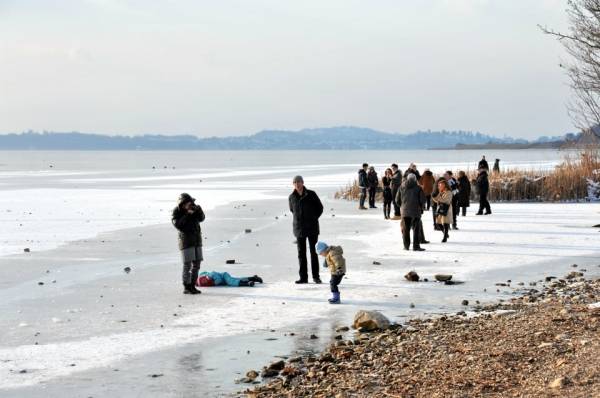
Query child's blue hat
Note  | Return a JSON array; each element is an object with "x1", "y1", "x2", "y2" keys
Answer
[{"x1": 316, "y1": 241, "x2": 328, "y2": 255}]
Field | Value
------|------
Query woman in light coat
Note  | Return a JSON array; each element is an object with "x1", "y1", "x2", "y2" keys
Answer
[{"x1": 432, "y1": 180, "x2": 453, "y2": 242}]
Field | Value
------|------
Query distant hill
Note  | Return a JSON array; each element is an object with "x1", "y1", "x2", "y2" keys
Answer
[{"x1": 0, "y1": 127, "x2": 572, "y2": 150}]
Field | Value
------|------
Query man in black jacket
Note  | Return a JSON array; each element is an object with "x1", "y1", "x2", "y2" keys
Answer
[
  {"x1": 390, "y1": 163, "x2": 402, "y2": 220},
  {"x1": 396, "y1": 174, "x2": 426, "y2": 251},
  {"x1": 172, "y1": 193, "x2": 205, "y2": 294},
  {"x1": 289, "y1": 175, "x2": 324, "y2": 284},
  {"x1": 358, "y1": 163, "x2": 369, "y2": 210},
  {"x1": 476, "y1": 169, "x2": 492, "y2": 215}
]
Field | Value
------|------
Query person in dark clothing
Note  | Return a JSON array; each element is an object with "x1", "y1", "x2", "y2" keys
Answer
[
  {"x1": 478, "y1": 156, "x2": 489, "y2": 171},
  {"x1": 430, "y1": 176, "x2": 446, "y2": 230},
  {"x1": 476, "y1": 169, "x2": 492, "y2": 215},
  {"x1": 456, "y1": 170, "x2": 471, "y2": 216},
  {"x1": 420, "y1": 169, "x2": 435, "y2": 210},
  {"x1": 367, "y1": 166, "x2": 379, "y2": 209},
  {"x1": 433, "y1": 180, "x2": 453, "y2": 243},
  {"x1": 172, "y1": 193, "x2": 205, "y2": 295},
  {"x1": 396, "y1": 174, "x2": 426, "y2": 251},
  {"x1": 403, "y1": 163, "x2": 421, "y2": 181},
  {"x1": 390, "y1": 163, "x2": 402, "y2": 219},
  {"x1": 444, "y1": 171, "x2": 459, "y2": 229},
  {"x1": 493, "y1": 158, "x2": 500, "y2": 174},
  {"x1": 358, "y1": 163, "x2": 369, "y2": 210},
  {"x1": 289, "y1": 175, "x2": 324, "y2": 284},
  {"x1": 381, "y1": 168, "x2": 393, "y2": 219}
]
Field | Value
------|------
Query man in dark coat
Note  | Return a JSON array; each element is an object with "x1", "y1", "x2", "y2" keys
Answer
[
  {"x1": 289, "y1": 175, "x2": 324, "y2": 284},
  {"x1": 396, "y1": 174, "x2": 426, "y2": 251},
  {"x1": 478, "y1": 156, "x2": 489, "y2": 171},
  {"x1": 367, "y1": 166, "x2": 379, "y2": 209},
  {"x1": 476, "y1": 169, "x2": 492, "y2": 215},
  {"x1": 172, "y1": 193, "x2": 205, "y2": 294},
  {"x1": 390, "y1": 163, "x2": 402, "y2": 219},
  {"x1": 358, "y1": 163, "x2": 369, "y2": 210}
]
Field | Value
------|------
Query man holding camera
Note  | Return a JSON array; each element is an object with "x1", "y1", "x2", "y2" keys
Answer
[{"x1": 172, "y1": 193, "x2": 205, "y2": 294}]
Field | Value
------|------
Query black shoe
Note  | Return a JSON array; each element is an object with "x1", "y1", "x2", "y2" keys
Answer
[
  {"x1": 420, "y1": 240, "x2": 430, "y2": 244},
  {"x1": 239, "y1": 280, "x2": 255, "y2": 287},
  {"x1": 249, "y1": 275, "x2": 263, "y2": 283},
  {"x1": 452, "y1": 224, "x2": 458, "y2": 230},
  {"x1": 442, "y1": 237, "x2": 447, "y2": 243},
  {"x1": 313, "y1": 278, "x2": 322, "y2": 284},
  {"x1": 403, "y1": 246, "x2": 409, "y2": 251},
  {"x1": 413, "y1": 247, "x2": 426, "y2": 251},
  {"x1": 485, "y1": 212, "x2": 492, "y2": 215},
  {"x1": 476, "y1": 212, "x2": 483, "y2": 215},
  {"x1": 295, "y1": 279, "x2": 308, "y2": 284},
  {"x1": 183, "y1": 284, "x2": 200, "y2": 295}
]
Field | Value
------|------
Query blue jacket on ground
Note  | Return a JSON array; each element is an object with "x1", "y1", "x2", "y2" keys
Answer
[{"x1": 199, "y1": 271, "x2": 244, "y2": 287}]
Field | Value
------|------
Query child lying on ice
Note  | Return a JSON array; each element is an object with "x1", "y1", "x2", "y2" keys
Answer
[
  {"x1": 196, "y1": 271, "x2": 263, "y2": 287},
  {"x1": 316, "y1": 241, "x2": 346, "y2": 304}
]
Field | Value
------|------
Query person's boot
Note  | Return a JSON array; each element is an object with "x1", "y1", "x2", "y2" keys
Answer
[
  {"x1": 413, "y1": 247, "x2": 426, "y2": 251},
  {"x1": 485, "y1": 210, "x2": 492, "y2": 215},
  {"x1": 295, "y1": 279, "x2": 308, "y2": 284},
  {"x1": 328, "y1": 292, "x2": 340, "y2": 304},
  {"x1": 189, "y1": 283, "x2": 201, "y2": 294},
  {"x1": 239, "y1": 280, "x2": 255, "y2": 287},
  {"x1": 313, "y1": 277, "x2": 322, "y2": 284},
  {"x1": 452, "y1": 223, "x2": 459, "y2": 230},
  {"x1": 476, "y1": 211, "x2": 483, "y2": 215},
  {"x1": 359, "y1": 206, "x2": 368, "y2": 210},
  {"x1": 248, "y1": 275, "x2": 263, "y2": 283},
  {"x1": 183, "y1": 283, "x2": 192, "y2": 294},
  {"x1": 420, "y1": 240, "x2": 430, "y2": 244}
]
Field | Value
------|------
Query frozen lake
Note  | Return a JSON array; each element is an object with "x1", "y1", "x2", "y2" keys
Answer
[{"x1": 1, "y1": 149, "x2": 598, "y2": 397}]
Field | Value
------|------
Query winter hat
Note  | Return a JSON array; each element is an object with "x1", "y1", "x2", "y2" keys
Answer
[
  {"x1": 178, "y1": 192, "x2": 195, "y2": 205},
  {"x1": 407, "y1": 173, "x2": 417, "y2": 182},
  {"x1": 293, "y1": 175, "x2": 304, "y2": 184},
  {"x1": 316, "y1": 241, "x2": 329, "y2": 255}
]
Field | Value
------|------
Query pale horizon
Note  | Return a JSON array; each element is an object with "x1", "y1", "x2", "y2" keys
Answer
[{"x1": 0, "y1": 0, "x2": 574, "y2": 139}]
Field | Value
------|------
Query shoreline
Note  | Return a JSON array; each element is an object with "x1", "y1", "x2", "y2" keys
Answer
[{"x1": 244, "y1": 269, "x2": 600, "y2": 397}]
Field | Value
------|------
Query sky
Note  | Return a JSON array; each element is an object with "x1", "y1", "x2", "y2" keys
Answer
[{"x1": 0, "y1": 0, "x2": 574, "y2": 139}]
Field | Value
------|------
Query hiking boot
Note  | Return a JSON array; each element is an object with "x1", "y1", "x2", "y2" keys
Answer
[
  {"x1": 358, "y1": 206, "x2": 368, "y2": 210},
  {"x1": 295, "y1": 279, "x2": 308, "y2": 284},
  {"x1": 313, "y1": 277, "x2": 322, "y2": 284},
  {"x1": 239, "y1": 280, "x2": 255, "y2": 287},
  {"x1": 183, "y1": 283, "x2": 200, "y2": 295},
  {"x1": 249, "y1": 275, "x2": 263, "y2": 283}
]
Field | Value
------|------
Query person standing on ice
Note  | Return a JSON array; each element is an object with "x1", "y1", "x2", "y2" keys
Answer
[
  {"x1": 367, "y1": 166, "x2": 379, "y2": 209},
  {"x1": 381, "y1": 168, "x2": 393, "y2": 219},
  {"x1": 289, "y1": 175, "x2": 324, "y2": 284},
  {"x1": 432, "y1": 180, "x2": 453, "y2": 242},
  {"x1": 172, "y1": 193, "x2": 205, "y2": 295},
  {"x1": 456, "y1": 170, "x2": 471, "y2": 216},
  {"x1": 390, "y1": 163, "x2": 402, "y2": 220},
  {"x1": 476, "y1": 169, "x2": 492, "y2": 215},
  {"x1": 316, "y1": 241, "x2": 346, "y2": 304},
  {"x1": 357, "y1": 163, "x2": 369, "y2": 210},
  {"x1": 396, "y1": 173, "x2": 426, "y2": 251}
]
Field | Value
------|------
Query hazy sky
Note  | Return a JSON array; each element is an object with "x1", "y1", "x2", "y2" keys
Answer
[{"x1": 0, "y1": 0, "x2": 574, "y2": 138}]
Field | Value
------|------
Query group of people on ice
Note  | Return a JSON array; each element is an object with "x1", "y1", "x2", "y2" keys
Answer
[
  {"x1": 357, "y1": 157, "x2": 493, "y2": 249},
  {"x1": 170, "y1": 156, "x2": 495, "y2": 304}
]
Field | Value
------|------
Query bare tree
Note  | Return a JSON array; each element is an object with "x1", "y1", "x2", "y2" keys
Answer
[{"x1": 540, "y1": 0, "x2": 600, "y2": 131}]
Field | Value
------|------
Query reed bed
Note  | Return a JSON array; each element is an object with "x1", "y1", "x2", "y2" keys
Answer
[{"x1": 335, "y1": 149, "x2": 600, "y2": 202}]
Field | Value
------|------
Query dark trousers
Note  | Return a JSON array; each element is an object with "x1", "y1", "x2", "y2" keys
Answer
[
  {"x1": 383, "y1": 201, "x2": 391, "y2": 218},
  {"x1": 418, "y1": 218, "x2": 427, "y2": 243},
  {"x1": 425, "y1": 195, "x2": 431, "y2": 210},
  {"x1": 330, "y1": 274, "x2": 344, "y2": 293},
  {"x1": 401, "y1": 217, "x2": 422, "y2": 250},
  {"x1": 431, "y1": 202, "x2": 438, "y2": 226},
  {"x1": 359, "y1": 188, "x2": 367, "y2": 208},
  {"x1": 183, "y1": 261, "x2": 200, "y2": 285},
  {"x1": 392, "y1": 186, "x2": 400, "y2": 216},
  {"x1": 368, "y1": 187, "x2": 377, "y2": 207},
  {"x1": 451, "y1": 197, "x2": 459, "y2": 226},
  {"x1": 460, "y1": 206, "x2": 467, "y2": 216},
  {"x1": 479, "y1": 192, "x2": 491, "y2": 214},
  {"x1": 297, "y1": 234, "x2": 320, "y2": 281}
]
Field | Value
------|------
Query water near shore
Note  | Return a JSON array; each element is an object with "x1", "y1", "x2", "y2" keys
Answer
[{"x1": 1, "y1": 149, "x2": 598, "y2": 397}]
